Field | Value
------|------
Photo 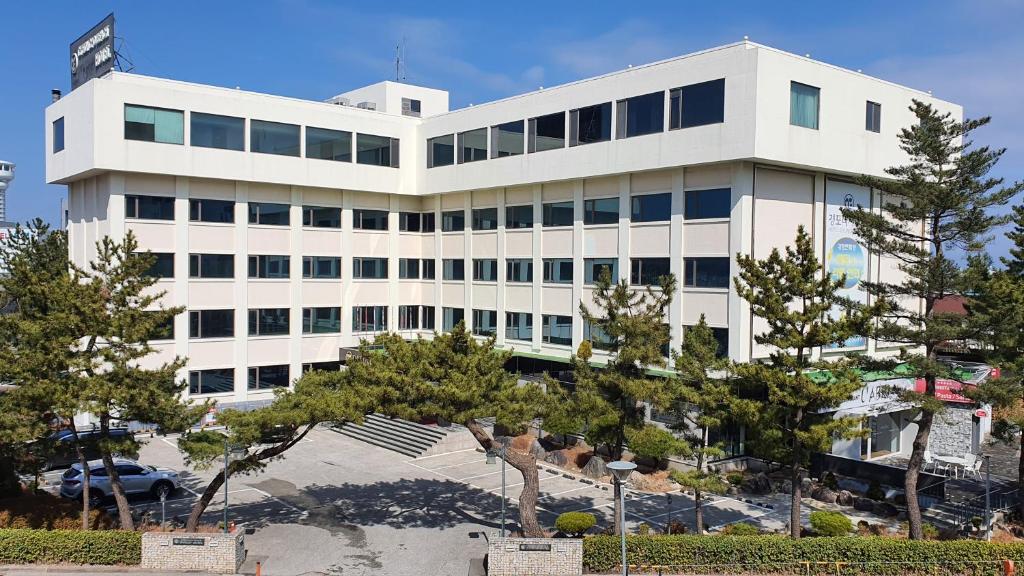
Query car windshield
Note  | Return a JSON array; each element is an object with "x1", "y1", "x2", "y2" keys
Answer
[{"x1": 61, "y1": 468, "x2": 79, "y2": 479}]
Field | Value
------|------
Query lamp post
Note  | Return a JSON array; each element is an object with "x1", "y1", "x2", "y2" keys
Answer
[
  {"x1": 221, "y1": 437, "x2": 246, "y2": 534},
  {"x1": 984, "y1": 454, "x2": 992, "y2": 542},
  {"x1": 486, "y1": 443, "x2": 507, "y2": 537},
  {"x1": 607, "y1": 460, "x2": 637, "y2": 576}
]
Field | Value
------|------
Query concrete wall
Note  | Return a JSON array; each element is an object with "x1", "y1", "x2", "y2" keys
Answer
[
  {"x1": 141, "y1": 531, "x2": 245, "y2": 574},
  {"x1": 487, "y1": 537, "x2": 582, "y2": 576}
]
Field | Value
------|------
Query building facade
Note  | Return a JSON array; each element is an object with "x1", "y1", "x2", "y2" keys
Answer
[{"x1": 44, "y1": 41, "x2": 956, "y2": 412}]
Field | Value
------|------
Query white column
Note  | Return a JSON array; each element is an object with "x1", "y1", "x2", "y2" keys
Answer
[
  {"x1": 669, "y1": 169, "x2": 685, "y2": 354},
  {"x1": 341, "y1": 191, "x2": 354, "y2": 345},
  {"x1": 173, "y1": 177, "x2": 190, "y2": 397},
  {"x1": 233, "y1": 182, "x2": 249, "y2": 402},
  {"x1": 729, "y1": 163, "x2": 754, "y2": 363},
  {"x1": 433, "y1": 195, "x2": 443, "y2": 331},
  {"x1": 388, "y1": 194, "x2": 400, "y2": 332},
  {"x1": 464, "y1": 193, "x2": 473, "y2": 332},
  {"x1": 571, "y1": 180, "x2": 584, "y2": 351},
  {"x1": 531, "y1": 184, "x2": 543, "y2": 351},
  {"x1": 811, "y1": 172, "x2": 826, "y2": 362},
  {"x1": 108, "y1": 173, "x2": 126, "y2": 241},
  {"x1": 289, "y1": 186, "x2": 303, "y2": 384},
  {"x1": 496, "y1": 188, "x2": 507, "y2": 347},
  {"x1": 617, "y1": 175, "x2": 631, "y2": 284}
]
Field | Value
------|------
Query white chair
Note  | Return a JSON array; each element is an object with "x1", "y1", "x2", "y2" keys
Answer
[
  {"x1": 923, "y1": 450, "x2": 934, "y2": 473},
  {"x1": 962, "y1": 453, "x2": 982, "y2": 480}
]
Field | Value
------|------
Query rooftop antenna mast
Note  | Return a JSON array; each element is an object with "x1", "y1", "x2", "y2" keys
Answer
[
  {"x1": 113, "y1": 36, "x2": 135, "y2": 73},
  {"x1": 395, "y1": 37, "x2": 407, "y2": 82}
]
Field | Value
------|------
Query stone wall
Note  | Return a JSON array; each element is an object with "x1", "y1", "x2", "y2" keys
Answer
[
  {"x1": 930, "y1": 404, "x2": 975, "y2": 457},
  {"x1": 141, "y1": 531, "x2": 245, "y2": 574},
  {"x1": 487, "y1": 537, "x2": 582, "y2": 576}
]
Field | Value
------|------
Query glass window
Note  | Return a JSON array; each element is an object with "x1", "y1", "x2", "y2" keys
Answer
[
  {"x1": 421, "y1": 213, "x2": 436, "y2": 233},
  {"x1": 356, "y1": 133, "x2": 399, "y2": 167},
  {"x1": 248, "y1": 364, "x2": 289, "y2": 390},
  {"x1": 458, "y1": 128, "x2": 488, "y2": 163},
  {"x1": 506, "y1": 259, "x2": 533, "y2": 283},
  {"x1": 866, "y1": 101, "x2": 881, "y2": 133},
  {"x1": 398, "y1": 305, "x2": 420, "y2": 330},
  {"x1": 442, "y1": 210, "x2": 465, "y2": 232},
  {"x1": 191, "y1": 112, "x2": 245, "y2": 150},
  {"x1": 250, "y1": 120, "x2": 299, "y2": 156},
  {"x1": 302, "y1": 206, "x2": 341, "y2": 228},
  {"x1": 684, "y1": 257, "x2": 731, "y2": 288},
  {"x1": 189, "y1": 309, "x2": 234, "y2": 338},
  {"x1": 473, "y1": 259, "x2": 498, "y2": 282},
  {"x1": 506, "y1": 205, "x2": 534, "y2": 229},
  {"x1": 422, "y1": 305, "x2": 436, "y2": 330},
  {"x1": 248, "y1": 308, "x2": 290, "y2": 336},
  {"x1": 790, "y1": 82, "x2": 820, "y2": 129},
  {"x1": 442, "y1": 307, "x2": 464, "y2": 331},
  {"x1": 427, "y1": 134, "x2": 455, "y2": 168},
  {"x1": 248, "y1": 202, "x2": 290, "y2": 226},
  {"x1": 543, "y1": 258, "x2": 573, "y2": 283},
  {"x1": 399, "y1": 258, "x2": 420, "y2": 279},
  {"x1": 584, "y1": 258, "x2": 617, "y2": 284},
  {"x1": 306, "y1": 127, "x2": 351, "y2": 161},
  {"x1": 443, "y1": 259, "x2": 465, "y2": 281},
  {"x1": 402, "y1": 97, "x2": 422, "y2": 117},
  {"x1": 684, "y1": 188, "x2": 731, "y2": 220},
  {"x1": 543, "y1": 201, "x2": 574, "y2": 227},
  {"x1": 189, "y1": 198, "x2": 234, "y2": 223},
  {"x1": 528, "y1": 111, "x2": 565, "y2": 153},
  {"x1": 399, "y1": 212, "x2": 421, "y2": 232},
  {"x1": 352, "y1": 257, "x2": 388, "y2": 279},
  {"x1": 248, "y1": 255, "x2": 290, "y2": 279},
  {"x1": 352, "y1": 306, "x2": 388, "y2": 332},
  {"x1": 584, "y1": 320, "x2": 616, "y2": 351},
  {"x1": 472, "y1": 309, "x2": 497, "y2": 337},
  {"x1": 353, "y1": 209, "x2": 388, "y2": 231},
  {"x1": 52, "y1": 117, "x2": 65, "y2": 153},
  {"x1": 505, "y1": 312, "x2": 533, "y2": 342},
  {"x1": 683, "y1": 324, "x2": 729, "y2": 358},
  {"x1": 125, "y1": 195, "x2": 174, "y2": 220},
  {"x1": 189, "y1": 254, "x2": 234, "y2": 279},
  {"x1": 142, "y1": 252, "x2": 174, "y2": 278},
  {"x1": 189, "y1": 369, "x2": 235, "y2": 395},
  {"x1": 303, "y1": 361, "x2": 343, "y2": 373},
  {"x1": 303, "y1": 256, "x2": 341, "y2": 279},
  {"x1": 631, "y1": 193, "x2": 671, "y2": 223},
  {"x1": 472, "y1": 207, "x2": 498, "y2": 231},
  {"x1": 303, "y1": 307, "x2": 341, "y2": 334},
  {"x1": 421, "y1": 259, "x2": 436, "y2": 280},
  {"x1": 583, "y1": 197, "x2": 618, "y2": 225},
  {"x1": 124, "y1": 105, "x2": 184, "y2": 144},
  {"x1": 616, "y1": 91, "x2": 665, "y2": 138},
  {"x1": 491, "y1": 120, "x2": 524, "y2": 158},
  {"x1": 542, "y1": 314, "x2": 572, "y2": 346},
  {"x1": 670, "y1": 79, "x2": 725, "y2": 129},
  {"x1": 630, "y1": 258, "x2": 671, "y2": 285},
  {"x1": 570, "y1": 102, "x2": 612, "y2": 146}
]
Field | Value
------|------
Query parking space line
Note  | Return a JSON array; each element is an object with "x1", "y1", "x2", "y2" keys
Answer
[
  {"x1": 180, "y1": 485, "x2": 200, "y2": 497},
  {"x1": 410, "y1": 448, "x2": 480, "y2": 461},
  {"x1": 160, "y1": 437, "x2": 178, "y2": 448},
  {"x1": 429, "y1": 460, "x2": 491, "y2": 471},
  {"x1": 406, "y1": 460, "x2": 486, "y2": 491},
  {"x1": 485, "y1": 473, "x2": 562, "y2": 493},
  {"x1": 539, "y1": 485, "x2": 600, "y2": 499},
  {"x1": 457, "y1": 470, "x2": 502, "y2": 482},
  {"x1": 250, "y1": 487, "x2": 305, "y2": 516}
]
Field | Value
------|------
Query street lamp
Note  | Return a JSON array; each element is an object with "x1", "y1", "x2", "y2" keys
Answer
[
  {"x1": 607, "y1": 460, "x2": 637, "y2": 576},
  {"x1": 486, "y1": 443, "x2": 508, "y2": 537}
]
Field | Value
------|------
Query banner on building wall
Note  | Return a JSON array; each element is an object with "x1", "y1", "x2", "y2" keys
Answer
[{"x1": 824, "y1": 180, "x2": 871, "y2": 350}]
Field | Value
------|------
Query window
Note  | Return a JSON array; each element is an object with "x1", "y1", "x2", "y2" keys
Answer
[
  {"x1": 631, "y1": 193, "x2": 671, "y2": 223},
  {"x1": 189, "y1": 254, "x2": 234, "y2": 279},
  {"x1": 427, "y1": 134, "x2": 455, "y2": 168},
  {"x1": 506, "y1": 205, "x2": 534, "y2": 229},
  {"x1": 248, "y1": 202, "x2": 289, "y2": 226},
  {"x1": 491, "y1": 120, "x2": 524, "y2": 158},
  {"x1": 458, "y1": 128, "x2": 488, "y2": 163},
  {"x1": 302, "y1": 206, "x2": 341, "y2": 228},
  {"x1": 506, "y1": 259, "x2": 533, "y2": 283},
  {"x1": 402, "y1": 97, "x2": 421, "y2": 117},
  {"x1": 191, "y1": 112, "x2": 245, "y2": 150},
  {"x1": 583, "y1": 198, "x2": 618, "y2": 225},
  {"x1": 249, "y1": 308, "x2": 290, "y2": 336},
  {"x1": 472, "y1": 309, "x2": 497, "y2": 336},
  {"x1": 189, "y1": 309, "x2": 234, "y2": 339},
  {"x1": 303, "y1": 256, "x2": 341, "y2": 279},
  {"x1": 421, "y1": 213, "x2": 436, "y2": 232},
  {"x1": 442, "y1": 210, "x2": 465, "y2": 232},
  {"x1": 528, "y1": 111, "x2": 565, "y2": 152},
  {"x1": 356, "y1": 133, "x2": 399, "y2": 167},
  {"x1": 303, "y1": 361, "x2": 343, "y2": 373},
  {"x1": 250, "y1": 120, "x2": 299, "y2": 156},
  {"x1": 352, "y1": 257, "x2": 388, "y2": 279},
  {"x1": 584, "y1": 320, "x2": 616, "y2": 351},
  {"x1": 352, "y1": 306, "x2": 388, "y2": 332},
  {"x1": 543, "y1": 201, "x2": 574, "y2": 227},
  {"x1": 303, "y1": 307, "x2": 341, "y2": 334},
  {"x1": 399, "y1": 212, "x2": 421, "y2": 232},
  {"x1": 585, "y1": 258, "x2": 617, "y2": 284},
  {"x1": 505, "y1": 312, "x2": 533, "y2": 342},
  {"x1": 473, "y1": 259, "x2": 498, "y2": 282},
  {"x1": 683, "y1": 325, "x2": 729, "y2": 358},
  {"x1": 248, "y1": 364, "x2": 289, "y2": 390},
  {"x1": 670, "y1": 79, "x2": 725, "y2": 129},
  {"x1": 570, "y1": 102, "x2": 612, "y2": 146},
  {"x1": 542, "y1": 315, "x2": 572, "y2": 346},
  {"x1": 306, "y1": 127, "x2": 351, "y2": 161},
  {"x1": 189, "y1": 369, "x2": 234, "y2": 395},
  {"x1": 442, "y1": 307, "x2": 464, "y2": 331},
  {"x1": 125, "y1": 195, "x2": 174, "y2": 220},
  {"x1": 684, "y1": 188, "x2": 730, "y2": 220},
  {"x1": 443, "y1": 259, "x2": 465, "y2": 281},
  {"x1": 422, "y1": 305, "x2": 436, "y2": 330},
  {"x1": 866, "y1": 101, "x2": 881, "y2": 133},
  {"x1": 543, "y1": 258, "x2": 573, "y2": 283},
  {"x1": 190, "y1": 198, "x2": 234, "y2": 223},
  {"x1": 684, "y1": 257, "x2": 730, "y2": 288},
  {"x1": 142, "y1": 253, "x2": 174, "y2": 278},
  {"x1": 124, "y1": 105, "x2": 184, "y2": 144},
  {"x1": 421, "y1": 259, "x2": 436, "y2": 280},
  {"x1": 52, "y1": 117, "x2": 65, "y2": 152},
  {"x1": 399, "y1": 258, "x2": 420, "y2": 279},
  {"x1": 248, "y1": 255, "x2": 290, "y2": 279},
  {"x1": 472, "y1": 207, "x2": 498, "y2": 231},
  {"x1": 353, "y1": 209, "x2": 388, "y2": 231},
  {"x1": 630, "y1": 258, "x2": 670, "y2": 285},
  {"x1": 616, "y1": 91, "x2": 665, "y2": 138},
  {"x1": 398, "y1": 305, "x2": 420, "y2": 330},
  {"x1": 790, "y1": 82, "x2": 820, "y2": 129}
]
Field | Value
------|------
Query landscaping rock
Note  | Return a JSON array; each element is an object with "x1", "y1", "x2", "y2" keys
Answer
[
  {"x1": 742, "y1": 472, "x2": 772, "y2": 495},
  {"x1": 837, "y1": 490, "x2": 855, "y2": 507},
  {"x1": 811, "y1": 486, "x2": 837, "y2": 504},
  {"x1": 854, "y1": 497, "x2": 876, "y2": 512},
  {"x1": 581, "y1": 455, "x2": 609, "y2": 480},
  {"x1": 800, "y1": 477, "x2": 813, "y2": 493},
  {"x1": 872, "y1": 502, "x2": 899, "y2": 517},
  {"x1": 544, "y1": 449, "x2": 568, "y2": 467},
  {"x1": 777, "y1": 480, "x2": 792, "y2": 494},
  {"x1": 528, "y1": 439, "x2": 546, "y2": 460}
]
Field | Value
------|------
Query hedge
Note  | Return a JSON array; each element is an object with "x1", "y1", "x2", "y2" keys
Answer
[
  {"x1": 583, "y1": 535, "x2": 1024, "y2": 575},
  {"x1": 0, "y1": 529, "x2": 141, "y2": 565}
]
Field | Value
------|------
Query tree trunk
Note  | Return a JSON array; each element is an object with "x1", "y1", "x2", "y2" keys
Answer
[
  {"x1": 694, "y1": 490, "x2": 703, "y2": 535},
  {"x1": 99, "y1": 416, "x2": 133, "y2": 530},
  {"x1": 75, "y1": 439, "x2": 91, "y2": 530},
  {"x1": 464, "y1": 419, "x2": 543, "y2": 537},
  {"x1": 186, "y1": 468, "x2": 226, "y2": 533},
  {"x1": 790, "y1": 460, "x2": 801, "y2": 539},
  {"x1": 905, "y1": 408, "x2": 935, "y2": 540}
]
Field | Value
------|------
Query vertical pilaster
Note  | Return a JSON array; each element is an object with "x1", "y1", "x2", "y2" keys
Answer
[
  {"x1": 289, "y1": 186, "x2": 303, "y2": 384},
  {"x1": 496, "y1": 188, "x2": 507, "y2": 347},
  {"x1": 669, "y1": 169, "x2": 685, "y2": 353},
  {"x1": 810, "y1": 172, "x2": 826, "y2": 362},
  {"x1": 388, "y1": 194, "x2": 400, "y2": 332},
  {"x1": 531, "y1": 184, "x2": 543, "y2": 351},
  {"x1": 571, "y1": 180, "x2": 584, "y2": 351},
  {"x1": 433, "y1": 195, "x2": 442, "y2": 331},
  {"x1": 464, "y1": 193, "x2": 473, "y2": 332},
  {"x1": 729, "y1": 163, "x2": 754, "y2": 362},
  {"x1": 108, "y1": 173, "x2": 126, "y2": 241},
  {"x1": 173, "y1": 177, "x2": 190, "y2": 396},
  {"x1": 233, "y1": 182, "x2": 249, "y2": 402},
  {"x1": 617, "y1": 175, "x2": 631, "y2": 283},
  {"x1": 341, "y1": 191, "x2": 354, "y2": 345}
]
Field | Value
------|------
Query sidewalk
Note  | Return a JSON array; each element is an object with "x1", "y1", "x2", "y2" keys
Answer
[{"x1": 0, "y1": 566, "x2": 222, "y2": 576}]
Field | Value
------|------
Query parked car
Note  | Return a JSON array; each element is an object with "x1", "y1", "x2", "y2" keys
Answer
[
  {"x1": 37, "y1": 428, "x2": 138, "y2": 471},
  {"x1": 59, "y1": 458, "x2": 179, "y2": 507}
]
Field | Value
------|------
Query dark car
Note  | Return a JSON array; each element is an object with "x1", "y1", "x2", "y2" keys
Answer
[{"x1": 38, "y1": 428, "x2": 139, "y2": 471}]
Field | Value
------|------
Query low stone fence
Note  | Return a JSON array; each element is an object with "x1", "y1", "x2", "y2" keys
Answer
[
  {"x1": 487, "y1": 537, "x2": 582, "y2": 576},
  {"x1": 141, "y1": 531, "x2": 245, "y2": 574}
]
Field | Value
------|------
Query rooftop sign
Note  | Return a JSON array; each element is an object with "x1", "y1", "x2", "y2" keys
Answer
[{"x1": 70, "y1": 13, "x2": 115, "y2": 91}]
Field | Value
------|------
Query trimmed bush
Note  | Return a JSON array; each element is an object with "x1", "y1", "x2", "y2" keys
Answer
[
  {"x1": 582, "y1": 535, "x2": 1024, "y2": 575},
  {"x1": 0, "y1": 529, "x2": 141, "y2": 565},
  {"x1": 809, "y1": 511, "x2": 852, "y2": 536},
  {"x1": 0, "y1": 493, "x2": 114, "y2": 530},
  {"x1": 555, "y1": 512, "x2": 596, "y2": 537},
  {"x1": 725, "y1": 472, "x2": 744, "y2": 486},
  {"x1": 719, "y1": 522, "x2": 759, "y2": 536}
]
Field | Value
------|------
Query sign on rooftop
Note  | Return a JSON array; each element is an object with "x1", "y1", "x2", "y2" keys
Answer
[{"x1": 70, "y1": 13, "x2": 115, "y2": 91}]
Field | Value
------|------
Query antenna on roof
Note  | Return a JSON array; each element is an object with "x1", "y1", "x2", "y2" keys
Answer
[{"x1": 395, "y1": 37, "x2": 407, "y2": 82}]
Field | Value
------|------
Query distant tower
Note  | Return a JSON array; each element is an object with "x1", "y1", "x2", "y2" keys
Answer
[{"x1": 0, "y1": 161, "x2": 13, "y2": 222}]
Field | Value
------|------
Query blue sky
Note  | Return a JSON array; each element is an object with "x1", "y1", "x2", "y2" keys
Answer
[{"x1": 1, "y1": 0, "x2": 1021, "y2": 257}]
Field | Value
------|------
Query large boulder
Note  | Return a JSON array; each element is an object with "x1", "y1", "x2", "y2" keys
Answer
[
  {"x1": 528, "y1": 439, "x2": 546, "y2": 461},
  {"x1": 777, "y1": 480, "x2": 793, "y2": 495},
  {"x1": 581, "y1": 455, "x2": 609, "y2": 480},
  {"x1": 811, "y1": 486, "x2": 837, "y2": 504},
  {"x1": 872, "y1": 501, "x2": 899, "y2": 518},
  {"x1": 837, "y1": 490, "x2": 855, "y2": 507},
  {"x1": 742, "y1": 472, "x2": 772, "y2": 495},
  {"x1": 854, "y1": 497, "x2": 876, "y2": 512},
  {"x1": 800, "y1": 477, "x2": 813, "y2": 494},
  {"x1": 544, "y1": 449, "x2": 568, "y2": 467}
]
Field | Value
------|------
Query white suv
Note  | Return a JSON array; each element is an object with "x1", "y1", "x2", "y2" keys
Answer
[{"x1": 59, "y1": 458, "x2": 180, "y2": 506}]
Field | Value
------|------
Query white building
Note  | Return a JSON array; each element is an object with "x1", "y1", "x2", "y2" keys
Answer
[{"x1": 45, "y1": 41, "x2": 954, "y2": 437}]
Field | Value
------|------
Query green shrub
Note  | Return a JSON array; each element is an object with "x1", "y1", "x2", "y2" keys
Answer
[
  {"x1": 638, "y1": 522, "x2": 650, "y2": 536},
  {"x1": 0, "y1": 493, "x2": 114, "y2": 530},
  {"x1": 0, "y1": 529, "x2": 141, "y2": 565},
  {"x1": 719, "y1": 522, "x2": 759, "y2": 536},
  {"x1": 625, "y1": 426, "x2": 687, "y2": 461},
  {"x1": 923, "y1": 523, "x2": 940, "y2": 540},
  {"x1": 809, "y1": 511, "x2": 852, "y2": 537},
  {"x1": 555, "y1": 512, "x2": 596, "y2": 537},
  {"x1": 725, "y1": 472, "x2": 744, "y2": 486},
  {"x1": 866, "y1": 480, "x2": 886, "y2": 501}
]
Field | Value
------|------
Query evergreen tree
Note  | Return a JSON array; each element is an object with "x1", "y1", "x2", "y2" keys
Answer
[
  {"x1": 842, "y1": 101, "x2": 1020, "y2": 539},
  {"x1": 733, "y1": 226, "x2": 870, "y2": 539}
]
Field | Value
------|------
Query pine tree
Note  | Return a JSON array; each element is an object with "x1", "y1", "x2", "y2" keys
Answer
[
  {"x1": 733, "y1": 226, "x2": 870, "y2": 539},
  {"x1": 842, "y1": 101, "x2": 1021, "y2": 539}
]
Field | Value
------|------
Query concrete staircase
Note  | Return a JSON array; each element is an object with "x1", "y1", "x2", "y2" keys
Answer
[{"x1": 333, "y1": 413, "x2": 476, "y2": 458}]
